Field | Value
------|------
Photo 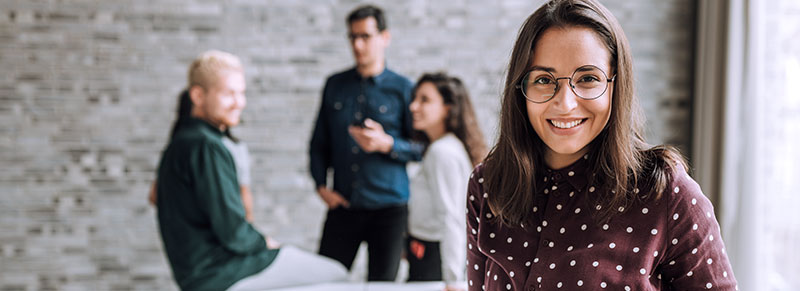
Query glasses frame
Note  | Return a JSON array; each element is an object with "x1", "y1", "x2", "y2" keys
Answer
[
  {"x1": 348, "y1": 32, "x2": 378, "y2": 42},
  {"x1": 516, "y1": 65, "x2": 616, "y2": 103}
]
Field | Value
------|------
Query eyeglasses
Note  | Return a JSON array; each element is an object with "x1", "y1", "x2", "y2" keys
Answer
[
  {"x1": 516, "y1": 65, "x2": 615, "y2": 103},
  {"x1": 348, "y1": 32, "x2": 377, "y2": 42}
]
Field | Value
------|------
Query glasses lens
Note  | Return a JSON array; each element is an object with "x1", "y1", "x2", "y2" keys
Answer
[
  {"x1": 571, "y1": 66, "x2": 608, "y2": 99},
  {"x1": 522, "y1": 70, "x2": 556, "y2": 102},
  {"x1": 348, "y1": 33, "x2": 373, "y2": 42}
]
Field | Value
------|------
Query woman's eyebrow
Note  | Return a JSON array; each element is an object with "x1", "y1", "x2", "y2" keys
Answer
[
  {"x1": 530, "y1": 65, "x2": 556, "y2": 73},
  {"x1": 530, "y1": 65, "x2": 605, "y2": 73},
  {"x1": 575, "y1": 65, "x2": 603, "y2": 72}
]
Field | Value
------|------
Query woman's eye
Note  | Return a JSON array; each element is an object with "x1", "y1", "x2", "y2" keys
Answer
[
  {"x1": 534, "y1": 77, "x2": 553, "y2": 85},
  {"x1": 577, "y1": 75, "x2": 601, "y2": 83}
]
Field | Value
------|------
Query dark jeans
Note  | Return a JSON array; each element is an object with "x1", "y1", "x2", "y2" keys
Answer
[
  {"x1": 318, "y1": 205, "x2": 408, "y2": 281},
  {"x1": 406, "y1": 235, "x2": 442, "y2": 281}
]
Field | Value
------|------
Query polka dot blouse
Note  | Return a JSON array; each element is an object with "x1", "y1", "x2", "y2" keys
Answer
[{"x1": 466, "y1": 156, "x2": 737, "y2": 290}]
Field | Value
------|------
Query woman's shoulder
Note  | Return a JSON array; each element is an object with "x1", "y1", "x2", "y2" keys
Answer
[
  {"x1": 426, "y1": 134, "x2": 469, "y2": 160},
  {"x1": 630, "y1": 147, "x2": 713, "y2": 214},
  {"x1": 466, "y1": 163, "x2": 488, "y2": 209},
  {"x1": 467, "y1": 162, "x2": 487, "y2": 190},
  {"x1": 652, "y1": 161, "x2": 717, "y2": 220},
  {"x1": 637, "y1": 146, "x2": 693, "y2": 196}
]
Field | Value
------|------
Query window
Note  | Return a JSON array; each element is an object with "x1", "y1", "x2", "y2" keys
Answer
[
  {"x1": 758, "y1": 1, "x2": 800, "y2": 289},
  {"x1": 697, "y1": 0, "x2": 800, "y2": 289}
]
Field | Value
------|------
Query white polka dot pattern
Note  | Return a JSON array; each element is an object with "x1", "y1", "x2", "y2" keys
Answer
[{"x1": 465, "y1": 163, "x2": 737, "y2": 290}]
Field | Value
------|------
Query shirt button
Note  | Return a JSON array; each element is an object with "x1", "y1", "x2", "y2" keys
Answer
[
  {"x1": 351, "y1": 146, "x2": 359, "y2": 154},
  {"x1": 358, "y1": 95, "x2": 365, "y2": 103},
  {"x1": 542, "y1": 239, "x2": 550, "y2": 246},
  {"x1": 527, "y1": 286, "x2": 535, "y2": 291},
  {"x1": 351, "y1": 164, "x2": 359, "y2": 172},
  {"x1": 352, "y1": 181, "x2": 359, "y2": 188},
  {"x1": 553, "y1": 173, "x2": 562, "y2": 180},
  {"x1": 354, "y1": 112, "x2": 363, "y2": 120}
]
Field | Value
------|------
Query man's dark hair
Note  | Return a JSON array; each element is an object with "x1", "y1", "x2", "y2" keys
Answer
[{"x1": 347, "y1": 5, "x2": 387, "y2": 31}]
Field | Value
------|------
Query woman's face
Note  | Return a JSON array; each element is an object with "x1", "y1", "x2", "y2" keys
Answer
[
  {"x1": 410, "y1": 82, "x2": 450, "y2": 136},
  {"x1": 526, "y1": 26, "x2": 613, "y2": 169}
]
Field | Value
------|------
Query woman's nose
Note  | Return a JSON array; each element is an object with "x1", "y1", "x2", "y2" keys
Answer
[{"x1": 551, "y1": 79, "x2": 579, "y2": 112}]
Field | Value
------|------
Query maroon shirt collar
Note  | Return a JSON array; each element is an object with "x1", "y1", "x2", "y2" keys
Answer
[{"x1": 542, "y1": 154, "x2": 591, "y2": 193}]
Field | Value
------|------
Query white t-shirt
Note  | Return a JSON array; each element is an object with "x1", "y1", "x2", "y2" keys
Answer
[
  {"x1": 408, "y1": 132, "x2": 472, "y2": 284},
  {"x1": 221, "y1": 137, "x2": 250, "y2": 186}
]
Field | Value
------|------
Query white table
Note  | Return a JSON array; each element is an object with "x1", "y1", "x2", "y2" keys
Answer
[{"x1": 272, "y1": 281, "x2": 466, "y2": 291}]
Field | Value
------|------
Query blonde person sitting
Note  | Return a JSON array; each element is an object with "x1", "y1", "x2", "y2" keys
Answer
[
  {"x1": 149, "y1": 91, "x2": 253, "y2": 222},
  {"x1": 153, "y1": 50, "x2": 347, "y2": 291}
]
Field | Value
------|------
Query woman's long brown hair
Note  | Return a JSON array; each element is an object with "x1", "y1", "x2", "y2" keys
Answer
[
  {"x1": 483, "y1": 0, "x2": 686, "y2": 226},
  {"x1": 412, "y1": 72, "x2": 488, "y2": 166}
]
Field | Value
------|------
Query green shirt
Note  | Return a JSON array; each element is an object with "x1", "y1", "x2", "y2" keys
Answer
[{"x1": 156, "y1": 118, "x2": 278, "y2": 291}]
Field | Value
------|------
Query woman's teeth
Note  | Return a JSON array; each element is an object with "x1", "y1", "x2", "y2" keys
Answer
[{"x1": 550, "y1": 119, "x2": 583, "y2": 129}]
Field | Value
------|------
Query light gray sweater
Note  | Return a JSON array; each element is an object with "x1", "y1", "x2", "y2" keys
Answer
[{"x1": 408, "y1": 133, "x2": 472, "y2": 284}]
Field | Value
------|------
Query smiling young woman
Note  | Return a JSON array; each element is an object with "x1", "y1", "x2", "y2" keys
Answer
[
  {"x1": 407, "y1": 72, "x2": 487, "y2": 291},
  {"x1": 465, "y1": 0, "x2": 738, "y2": 290}
]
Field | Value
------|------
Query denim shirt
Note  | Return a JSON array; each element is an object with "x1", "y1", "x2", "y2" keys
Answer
[{"x1": 309, "y1": 67, "x2": 423, "y2": 209}]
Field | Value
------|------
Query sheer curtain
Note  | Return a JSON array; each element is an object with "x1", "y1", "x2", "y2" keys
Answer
[
  {"x1": 755, "y1": 1, "x2": 800, "y2": 289},
  {"x1": 694, "y1": 0, "x2": 800, "y2": 290}
]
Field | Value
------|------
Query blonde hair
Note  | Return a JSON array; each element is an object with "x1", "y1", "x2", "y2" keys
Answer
[
  {"x1": 187, "y1": 50, "x2": 243, "y2": 89},
  {"x1": 169, "y1": 50, "x2": 244, "y2": 140}
]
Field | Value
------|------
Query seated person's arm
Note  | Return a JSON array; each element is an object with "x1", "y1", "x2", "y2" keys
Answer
[
  {"x1": 194, "y1": 142, "x2": 267, "y2": 254},
  {"x1": 240, "y1": 185, "x2": 253, "y2": 222}
]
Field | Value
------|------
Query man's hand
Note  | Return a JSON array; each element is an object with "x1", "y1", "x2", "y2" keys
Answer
[
  {"x1": 148, "y1": 181, "x2": 158, "y2": 206},
  {"x1": 265, "y1": 236, "x2": 281, "y2": 249},
  {"x1": 409, "y1": 239, "x2": 425, "y2": 259},
  {"x1": 443, "y1": 285, "x2": 465, "y2": 291},
  {"x1": 240, "y1": 185, "x2": 254, "y2": 222},
  {"x1": 317, "y1": 186, "x2": 350, "y2": 209},
  {"x1": 348, "y1": 118, "x2": 394, "y2": 154}
]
